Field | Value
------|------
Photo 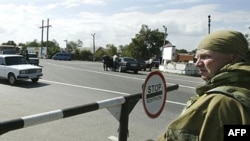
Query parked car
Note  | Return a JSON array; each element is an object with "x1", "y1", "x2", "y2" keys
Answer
[
  {"x1": 116, "y1": 57, "x2": 140, "y2": 74},
  {"x1": 27, "y1": 53, "x2": 39, "y2": 66},
  {"x1": 152, "y1": 58, "x2": 160, "y2": 68},
  {"x1": 135, "y1": 58, "x2": 147, "y2": 71},
  {"x1": 145, "y1": 58, "x2": 161, "y2": 70},
  {"x1": 0, "y1": 54, "x2": 43, "y2": 85},
  {"x1": 52, "y1": 53, "x2": 71, "y2": 60}
]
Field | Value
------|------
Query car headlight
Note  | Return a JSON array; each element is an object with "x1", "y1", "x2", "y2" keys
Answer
[{"x1": 20, "y1": 70, "x2": 27, "y2": 74}]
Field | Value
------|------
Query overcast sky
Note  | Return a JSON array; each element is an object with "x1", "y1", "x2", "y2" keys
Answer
[{"x1": 0, "y1": 0, "x2": 249, "y2": 51}]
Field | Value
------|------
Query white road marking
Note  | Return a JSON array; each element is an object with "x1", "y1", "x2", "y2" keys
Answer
[{"x1": 40, "y1": 79, "x2": 186, "y2": 106}]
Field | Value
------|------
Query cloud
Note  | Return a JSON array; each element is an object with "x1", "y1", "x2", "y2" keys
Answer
[
  {"x1": 61, "y1": 0, "x2": 106, "y2": 8},
  {"x1": 0, "y1": 1, "x2": 249, "y2": 52}
]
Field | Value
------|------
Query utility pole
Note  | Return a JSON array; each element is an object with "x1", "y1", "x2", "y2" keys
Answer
[
  {"x1": 46, "y1": 18, "x2": 52, "y2": 57},
  {"x1": 39, "y1": 18, "x2": 51, "y2": 58},
  {"x1": 91, "y1": 33, "x2": 96, "y2": 62},
  {"x1": 40, "y1": 20, "x2": 44, "y2": 58},
  {"x1": 208, "y1": 15, "x2": 211, "y2": 34}
]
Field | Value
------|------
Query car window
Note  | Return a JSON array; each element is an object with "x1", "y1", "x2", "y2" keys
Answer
[
  {"x1": 136, "y1": 59, "x2": 145, "y2": 63},
  {"x1": 0, "y1": 57, "x2": 4, "y2": 65},
  {"x1": 124, "y1": 58, "x2": 136, "y2": 62},
  {"x1": 5, "y1": 57, "x2": 27, "y2": 65},
  {"x1": 28, "y1": 54, "x2": 38, "y2": 58}
]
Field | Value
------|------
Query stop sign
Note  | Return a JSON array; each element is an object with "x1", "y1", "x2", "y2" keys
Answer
[{"x1": 142, "y1": 71, "x2": 167, "y2": 118}]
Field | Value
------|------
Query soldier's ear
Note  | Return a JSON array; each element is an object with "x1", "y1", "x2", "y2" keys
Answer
[{"x1": 230, "y1": 54, "x2": 243, "y2": 63}]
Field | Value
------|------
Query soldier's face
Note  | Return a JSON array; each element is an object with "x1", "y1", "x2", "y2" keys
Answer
[{"x1": 195, "y1": 49, "x2": 233, "y2": 81}]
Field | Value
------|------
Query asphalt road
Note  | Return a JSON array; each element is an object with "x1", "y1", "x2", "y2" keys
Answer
[{"x1": 0, "y1": 59, "x2": 204, "y2": 141}]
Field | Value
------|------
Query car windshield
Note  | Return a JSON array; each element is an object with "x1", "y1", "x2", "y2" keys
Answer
[
  {"x1": 124, "y1": 58, "x2": 136, "y2": 62},
  {"x1": 28, "y1": 54, "x2": 38, "y2": 58},
  {"x1": 5, "y1": 56, "x2": 27, "y2": 65},
  {"x1": 136, "y1": 59, "x2": 145, "y2": 63}
]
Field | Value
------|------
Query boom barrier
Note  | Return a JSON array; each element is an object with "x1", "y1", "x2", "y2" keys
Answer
[{"x1": 0, "y1": 84, "x2": 179, "y2": 141}]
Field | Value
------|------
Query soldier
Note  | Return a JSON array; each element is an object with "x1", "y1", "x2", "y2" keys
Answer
[
  {"x1": 158, "y1": 30, "x2": 250, "y2": 141},
  {"x1": 23, "y1": 50, "x2": 29, "y2": 62}
]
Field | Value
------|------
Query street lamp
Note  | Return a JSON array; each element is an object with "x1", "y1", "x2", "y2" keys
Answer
[
  {"x1": 64, "y1": 40, "x2": 68, "y2": 52},
  {"x1": 91, "y1": 33, "x2": 96, "y2": 62},
  {"x1": 161, "y1": 25, "x2": 168, "y2": 65},
  {"x1": 163, "y1": 25, "x2": 168, "y2": 47}
]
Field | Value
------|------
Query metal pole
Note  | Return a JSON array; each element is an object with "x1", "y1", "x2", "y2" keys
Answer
[
  {"x1": 46, "y1": 18, "x2": 51, "y2": 57},
  {"x1": 162, "y1": 26, "x2": 168, "y2": 65},
  {"x1": 91, "y1": 33, "x2": 96, "y2": 62},
  {"x1": 64, "y1": 40, "x2": 68, "y2": 52},
  {"x1": 41, "y1": 20, "x2": 44, "y2": 58},
  {"x1": 163, "y1": 26, "x2": 168, "y2": 47},
  {"x1": 208, "y1": 15, "x2": 211, "y2": 34},
  {"x1": 46, "y1": 19, "x2": 49, "y2": 58}
]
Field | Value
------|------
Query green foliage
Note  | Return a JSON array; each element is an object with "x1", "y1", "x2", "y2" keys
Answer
[
  {"x1": 74, "y1": 48, "x2": 81, "y2": 60},
  {"x1": 176, "y1": 49, "x2": 188, "y2": 54},
  {"x1": 125, "y1": 24, "x2": 169, "y2": 59},
  {"x1": 47, "y1": 40, "x2": 60, "y2": 58},
  {"x1": 2, "y1": 40, "x2": 17, "y2": 46},
  {"x1": 106, "y1": 44, "x2": 117, "y2": 56},
  {"x1": 95, "y1": 47, "x2": 106, "y2": 61},
  {"x1": 79, "y1": 50, "x2": 92, "y2": 61},
  {"x1": 26, "y1": 39, "x2": 40, "y2": 47},
  {"x1": 66, "y1": 40, "x2": 82, "y2": 51}
]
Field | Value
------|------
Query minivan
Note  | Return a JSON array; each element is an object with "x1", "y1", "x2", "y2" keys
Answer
[{"x1": 52, "y1": 53, "x2": 71, "y2": 60}]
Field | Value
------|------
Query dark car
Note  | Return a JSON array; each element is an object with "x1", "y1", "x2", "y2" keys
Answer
[
  {"x1": 117, "y1": 57, "x2": 140, "y2": 74},
  {"x1": 27, "y1": 53, "x2": 39, "y2": 66},
  {"x1": 135, "y1": 58, "x2": 147, "y2": 71},
  {"x1": 151, "y1": 58, "x2": 160, "y2": 68}
]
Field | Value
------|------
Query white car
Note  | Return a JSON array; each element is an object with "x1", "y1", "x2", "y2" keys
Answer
[{"x1": 0, "y1": 54, "x2": 43, "y2": 85}]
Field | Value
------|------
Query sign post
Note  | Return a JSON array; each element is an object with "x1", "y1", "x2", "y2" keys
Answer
[{"x1": 142, "y1": 71, "x2": 167, "y2": 118}]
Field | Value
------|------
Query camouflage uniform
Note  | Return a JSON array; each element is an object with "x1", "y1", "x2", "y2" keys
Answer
[{"x1": 157, "y1": 62, "x2": 250, "y2": 141}]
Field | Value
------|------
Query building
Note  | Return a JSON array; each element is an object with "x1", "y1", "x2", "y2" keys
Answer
[
  {"x1": 0, "y1": 45, "x2": 21, "y2": 54},
  {"x1": 174, "y1": 53, "x2": 195, "y2": 63}
]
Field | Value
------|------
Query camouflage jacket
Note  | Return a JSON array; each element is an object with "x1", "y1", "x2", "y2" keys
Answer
[{"x1": 157, "y1": 62, "x2": 250, "y2": 141}]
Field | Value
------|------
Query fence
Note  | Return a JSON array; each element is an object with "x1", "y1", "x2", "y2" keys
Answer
[{"x1": 0, "y1": 84, "x2": 179, "y2": 141}]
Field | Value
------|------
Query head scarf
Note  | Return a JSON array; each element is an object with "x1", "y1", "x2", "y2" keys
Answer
[{"x1": 197, "y1": 30, "x2": 249, "y2": 61}]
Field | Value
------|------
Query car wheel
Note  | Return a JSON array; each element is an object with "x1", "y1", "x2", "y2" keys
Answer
[
  {"x1": 134, "y1": 70, "x2": 138, "y2": 74},
  {"x1": 31, "y1": 78, "x2": 39, "y2": 83},
  {"x1": 8, "y1": 73, "x2": 16, "y2": 85}
]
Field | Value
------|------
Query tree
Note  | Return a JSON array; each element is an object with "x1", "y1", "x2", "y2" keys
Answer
[
  {"x1": 106, "y1": 44, "x2": 117, "y2": 56},
  {"x1": 176, "y1": 49, "x2": 188, "y2": 54},
  {"x1": 79, "y1": 50, "x2": 92, "y2": 61},
  {"x1": 46, "y1": 39, "x2": 60, "y2": 58},
  {"x1": 125, "y1": 24, "x2": 169, "y2": 59},
  {"x1": 26, "y1": 39, "x2": 40, "y2": 47},
  {"x1": 95, "y1": 47, "x2": 106, "y2": 61},
  {"x1": 2, "y1": 40, "x2": 17, "y2": 46},
  {"x1": 66, "y1": 40, "x2": 83, "y2": 52}
]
